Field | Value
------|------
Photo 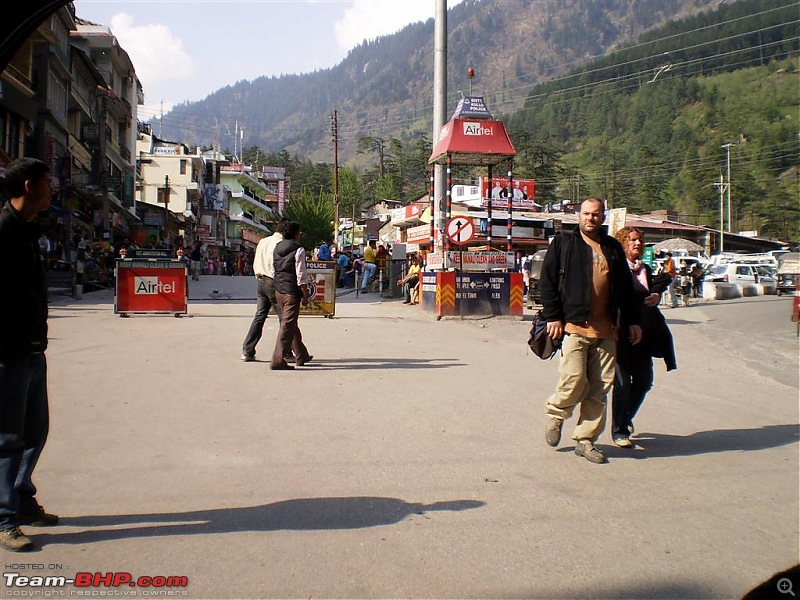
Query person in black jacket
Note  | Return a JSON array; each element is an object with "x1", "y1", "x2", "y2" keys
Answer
[
  {"x1": 540, "y1": 198, "x2": 641, "y2": 464},
  {"x1": 611, "y1": 227, "x2": 677, "y2": 448},
  {"x1": 270, "y1": 220, "x2": 313, "y2": 370},
  {"x1": 0, "y1": 158, "x2": 59, "y2": 552}
]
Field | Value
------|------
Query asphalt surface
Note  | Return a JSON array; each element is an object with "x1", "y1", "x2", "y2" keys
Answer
[{"x1": 5, "y1": 277, "x2": 798, "y2": 599}]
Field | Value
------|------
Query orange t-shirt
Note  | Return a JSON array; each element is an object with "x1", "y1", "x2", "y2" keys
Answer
[{"x1": 565, "y1": 233, "x2": 615, "y2": 339}]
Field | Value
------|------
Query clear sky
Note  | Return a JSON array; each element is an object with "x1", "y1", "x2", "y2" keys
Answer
[{"x1": 73, "y1": 0, "x2": 465, "y2": 121}]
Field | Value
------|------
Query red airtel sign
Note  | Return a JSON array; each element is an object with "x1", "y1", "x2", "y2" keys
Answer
[{"x1": 115, "y1": 262, "x2": 187, "y2": 315}]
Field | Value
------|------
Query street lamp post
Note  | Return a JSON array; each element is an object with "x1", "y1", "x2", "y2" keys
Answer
[{"x1": 722, "y1": 143, "x2": 734, "y2": 233}]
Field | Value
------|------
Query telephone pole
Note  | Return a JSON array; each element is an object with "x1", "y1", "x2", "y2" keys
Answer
[
  {"x1": 722, "y1": 143, "x2": 734, "y2": 232},
  {"x1": 713, "y1": 173, "x2": 727, "y2": 253},
  {"x1": 332, "y1": 110, "x2": 339, "y2": 248}
]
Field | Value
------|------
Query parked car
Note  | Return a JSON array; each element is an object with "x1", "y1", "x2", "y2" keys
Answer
[
  {"x1": 706, "y1": 263, "x2": 776, "y2": 287},
  {"x1": 777, "y1": 252, "x2": 800, "y2": 296}
]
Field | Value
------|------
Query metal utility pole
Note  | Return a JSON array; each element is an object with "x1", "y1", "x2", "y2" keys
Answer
[
  {"x1": 722, "y1": 143, "x2": 733, "y2": 232},
  {"x1": 332, "y1": 110, "x2": 339, "y2": 248},
  {"x1": 433, "y1": 0, "x2": 447, "y2": 252},
  {"x1": 163, "y1": 175, "x2": 170, "y2": 242},
  {"x1": 713, "y1": 174, "x2": 726, "y2": 253}
]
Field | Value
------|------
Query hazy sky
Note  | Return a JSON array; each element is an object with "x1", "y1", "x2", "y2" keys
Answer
[{"x1": 73, "y1": 0, "x2": 465, "y2": 120}]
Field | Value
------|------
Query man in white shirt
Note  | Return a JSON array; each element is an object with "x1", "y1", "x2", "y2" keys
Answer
[{"x1": 240, "y1": 218, "x2": 288, "y2": 362}]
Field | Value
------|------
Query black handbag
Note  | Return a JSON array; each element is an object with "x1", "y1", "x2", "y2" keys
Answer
[{"x1": 528, "y1": 310, "x2": 561, "y2": 360}]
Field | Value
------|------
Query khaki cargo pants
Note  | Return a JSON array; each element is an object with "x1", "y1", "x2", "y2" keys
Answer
[{"x1": 545, "y1": 332, "x2": 617, "y2": 443}]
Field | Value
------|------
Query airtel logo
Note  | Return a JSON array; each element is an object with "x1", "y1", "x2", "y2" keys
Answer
[
  {"x1": 134, "y1": 276, "x2": 176, "y2": 295},
  {"x1": 463, "y1": 122, "x2": 493, "y2": 136}
]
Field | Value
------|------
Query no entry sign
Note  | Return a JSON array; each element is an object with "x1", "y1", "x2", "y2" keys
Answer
[{"x1": 446, "y1": 217, "x2": 476, "y2": 245}]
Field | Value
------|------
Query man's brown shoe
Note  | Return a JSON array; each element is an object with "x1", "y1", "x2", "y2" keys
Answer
[
  {"x1": 545, "y1": 417, "x2": 563, "y2": 447},
  {"x1": 575, "y1": 441, "x2": 606, "y2": 464},
  {"x1": 0, "y1": 527, "x2": 34, "y2": 552}
]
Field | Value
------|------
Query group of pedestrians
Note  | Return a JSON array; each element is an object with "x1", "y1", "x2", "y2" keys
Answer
[{"x1": 540, "y1": 197, "x2": 676, "y2": 464}]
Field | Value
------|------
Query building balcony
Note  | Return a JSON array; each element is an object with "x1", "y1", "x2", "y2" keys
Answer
[{"x1": 228, "y1": 213, "x2": 270, "y2": 233}]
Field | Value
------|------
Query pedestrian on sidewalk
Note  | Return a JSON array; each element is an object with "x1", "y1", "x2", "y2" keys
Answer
[
  {"x1": 662, "y1": 252, "x2": 679, "y2": 308},
  {"x1": 610, "y1": 226, "x2": 676, "y2": 449},
  {"x1": 539, "y1": 197, "x2": 641, "y2": 464},
  {"x1": 189, "y1": 241, "x2": 203, "y2": 281},
  {"x1": 241, "y1": 219, "x2": 287, "y2": 362},
  {"x1": 360, "y1": 240, "x2": 378, "y2": 293},
  {"x1": 271, "y1": 220, "x2": 313, "y2": 370},
  {"x1": 0, "y1": 158, "x2": 60, "y2": 553}
]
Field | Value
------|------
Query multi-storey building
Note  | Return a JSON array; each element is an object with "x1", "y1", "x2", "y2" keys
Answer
[
  {"x1": 136, "y1": 123, "x2": 204, "y2": 247},
  {"x1": 199, "y1": 149, "x2": 231, "y2": 258},
  {"x1": 70, "y1": 19, "x2": 142, "y2": 246},
  {"x1": 219, "y1": 163, "x2": 281, "y2": 253}
]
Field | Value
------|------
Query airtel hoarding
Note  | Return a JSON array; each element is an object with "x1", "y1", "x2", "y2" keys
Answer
[{"x1": 115, "y1": 260, "x2": 188, "y2": 315}]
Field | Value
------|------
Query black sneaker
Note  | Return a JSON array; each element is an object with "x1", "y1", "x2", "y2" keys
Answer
[
  {"x1": 0, "y1": 526, "x2": 34, "y2": 551},
  {"x1": 18, "y1": 504, "x2": 59, "y2": 527},
  {"x1": 240, "y1": 353, "x2": 255, "y2": 362}
]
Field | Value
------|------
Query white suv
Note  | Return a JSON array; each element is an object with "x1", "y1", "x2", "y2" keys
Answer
[{"x1": 707, "y1": 263, "x2": 776, "y2": 287}]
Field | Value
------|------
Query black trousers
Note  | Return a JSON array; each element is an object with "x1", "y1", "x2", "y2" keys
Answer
[
  {"x1": 611, "y1": 340, "x2": 654, "y2": 437},
  {"x1": 242, "y1": 276, "x2": 279, "y2": 357}
]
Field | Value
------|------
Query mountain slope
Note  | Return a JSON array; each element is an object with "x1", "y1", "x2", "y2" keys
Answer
[{"x1": 154, "y1": 0, "x2": 732, "y2": 162}]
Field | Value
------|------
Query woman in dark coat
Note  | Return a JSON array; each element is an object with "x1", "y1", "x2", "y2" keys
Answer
[{"x1": 611, "y1": 227, "x2": 676, "y2": 448}]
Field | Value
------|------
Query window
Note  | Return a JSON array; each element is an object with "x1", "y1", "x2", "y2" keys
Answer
[{"x1": 180, "y1": 160, "x2": 187, "y2": 175}]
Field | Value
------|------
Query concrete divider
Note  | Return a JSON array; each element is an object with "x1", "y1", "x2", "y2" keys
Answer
[
  {"x1": 702, "y1": 281, "x2": 777, "y2": 299},
  {"x1": 702, "y1": 282, "x2": 740, "y2": 300}
]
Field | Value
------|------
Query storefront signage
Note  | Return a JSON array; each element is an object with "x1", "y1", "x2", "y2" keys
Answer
[{"x1": 426, "y1": 251, "x2": 514, "y2": 271}]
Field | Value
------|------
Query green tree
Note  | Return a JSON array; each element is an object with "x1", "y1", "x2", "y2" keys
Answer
[{"x1": 283, "y1": 186, "x2": 334, "y2": 250}]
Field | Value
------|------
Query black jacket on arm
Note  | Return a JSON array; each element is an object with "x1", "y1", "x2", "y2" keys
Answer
[
  {"x1": 539, "y1": 229, "x2": 639, "y2": 332},
  {"x1": 273, "y1": 239, "x2": 303, "y2": 297},
  {"x1": 629, "y1": 264, "x2": 677, "y2": 370},
  {"x1": 0, "y1": 203, "x2": 48, "y2": 358}
]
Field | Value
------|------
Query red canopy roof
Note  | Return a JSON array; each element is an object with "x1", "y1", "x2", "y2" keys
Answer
[{"x1": 428, "y1": 118, "x2": 516, "y2": 166}]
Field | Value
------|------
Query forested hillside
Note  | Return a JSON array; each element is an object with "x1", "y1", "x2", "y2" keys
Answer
[
  {"x1": 505, "y1": 0, "x2": 798, "y2": 239},
  {"x1": 156, "y1": 0, "x2": 727, "y2": 160}
]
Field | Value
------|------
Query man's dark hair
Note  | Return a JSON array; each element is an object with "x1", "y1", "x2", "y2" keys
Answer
[
  {"x1": 5, "y1": 158, "x2": 50, "y2": 198},
  {"x1": 277, "y1": 219, "x2": 300, "y2": 239}
]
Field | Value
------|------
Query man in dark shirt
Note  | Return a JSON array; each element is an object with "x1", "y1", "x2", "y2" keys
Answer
[
  {"x1": 0, "y1": 158, "x2": 59, "y2": 552},
  {"x1": 270, "y1": 220, "x2": 313, "y2": 370},
  {"x1": 539, "y1": 197, "x2": 641, "y2": 464}
]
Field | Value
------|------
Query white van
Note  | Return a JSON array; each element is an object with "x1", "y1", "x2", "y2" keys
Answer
[{"x1": 707, "y1": 263, "x2": 776, "y2": 287}]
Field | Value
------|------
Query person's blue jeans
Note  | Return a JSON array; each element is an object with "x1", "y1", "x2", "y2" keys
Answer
[
  {"x1": 361, "y1": 262, "x2": 377, "y2": 291},
  {"x1": 0, "y1": 353, "x2": 49, "y2": 529},
  {"x1": 611, "y1": 342, "x2": 654, "y2": 438}
]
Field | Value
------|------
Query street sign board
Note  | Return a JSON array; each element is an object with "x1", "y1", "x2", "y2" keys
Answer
[{"x1": 446, "y1": 217, "x2": 476, "y2": 245}]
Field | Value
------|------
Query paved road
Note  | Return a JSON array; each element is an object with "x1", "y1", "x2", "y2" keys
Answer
[{"x1": 8, "y1": 279, "x2": 798, "y2": 599}]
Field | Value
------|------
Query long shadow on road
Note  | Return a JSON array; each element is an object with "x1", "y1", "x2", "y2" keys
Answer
[
  {"x1": 606, "y1": 423, "x2": 799, "y2": 459},
  {"x1": 34, "y1": 497, "x2": 485, "y2": 547},
  {"x1": 293, "y1": 357, "x2": 466, "y2": 370}
]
